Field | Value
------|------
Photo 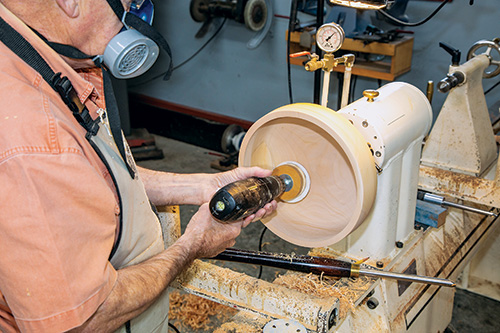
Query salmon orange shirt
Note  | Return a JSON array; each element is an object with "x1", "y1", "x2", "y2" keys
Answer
[{"x1": 0, "y1": 4, "x2": 120, "y2": 332}]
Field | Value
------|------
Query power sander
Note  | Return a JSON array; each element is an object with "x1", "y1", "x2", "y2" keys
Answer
[{"x1": 209, "y1": 162, "x2": 310, "y2": 222}]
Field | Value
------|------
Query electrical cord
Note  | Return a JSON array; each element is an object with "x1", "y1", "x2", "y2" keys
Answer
[
  {"x1": 485, "y1": 80, "x2": 500, "y2": 95},
  {"x1": 168, "y1": 322, "x2": 181, "y2": 333},
  {"x1": 256, "y1": 226, "x2": 268, "y2": 279},
  {"x1": 377, "y1": 0, "x2": 450, "y2": 27},
  {"x1": 129, "y1": 18, "x2": 227, "y2": 87},
  {"x1": 173, "y1": 18, "x2": 227, "y2": 71},
  {"x1": 287, "y1": 0, "x2": 299, "y2": 104}
]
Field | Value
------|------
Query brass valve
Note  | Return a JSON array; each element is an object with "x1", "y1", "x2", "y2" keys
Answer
[
  {"x1": 304, "y1": 54, "x2": 325, "y2": 71},
  {"x1": 305, "y1": 53, "x2": 356, "y2": 72}
]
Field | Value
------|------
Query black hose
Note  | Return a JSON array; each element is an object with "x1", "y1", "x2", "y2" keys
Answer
[
  {"x1": 130, "y1": 18, "x2": 227, "y2": 87},
  {"x1": 256, "y1": 226, "x2": 268, "y2": 279},
  {"x1": 168, "y1": 322, "x2": 181, "y2": 333},
  {"x1": 378, "y1": 0, "x2": 450, "y2": 27},
  {"x1": 485, "y1": 80, "x2": 500, "y2": 95}
]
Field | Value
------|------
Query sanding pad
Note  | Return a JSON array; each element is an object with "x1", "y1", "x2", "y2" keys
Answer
[{"x1": 272, "y1": 161, "x2": 310, "y2": 203}]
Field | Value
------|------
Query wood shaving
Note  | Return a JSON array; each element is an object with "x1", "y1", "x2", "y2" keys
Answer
[
  {"x1": 260, "y1": 242, "x2": 271, "y2": 248},
  {"x1": 273, "y1": 272, "x2": 357, "y2": 317},
  {"x1": 169, "y1": 291, "x2": 237, "y2": 331}
]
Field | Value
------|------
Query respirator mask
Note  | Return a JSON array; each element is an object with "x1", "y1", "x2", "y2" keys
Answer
[
  {"x1": 99, "y1": 0, "x2": 161, "y2": 79},
  {"x1": 41, "y1": 0, "x2": 172, "y2": 80}
]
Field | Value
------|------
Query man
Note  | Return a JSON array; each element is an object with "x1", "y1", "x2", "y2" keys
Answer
[{"x1": 0, "y1": 0, "x2": 276, "y2": 332}]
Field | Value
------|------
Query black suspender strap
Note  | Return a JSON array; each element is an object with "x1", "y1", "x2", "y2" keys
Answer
[
  {"x1": 0, "y1": 17, "x2": 57, "y2": 89},
  {"x1": 101, "y1": 66, "x2": 137, "y2": 178},
  {"x1": 29, "y1": 27, "x2": 136, "y2": 178},
  {"x1": 0, "y1": 16, "x2": 99, "y2": 136}
]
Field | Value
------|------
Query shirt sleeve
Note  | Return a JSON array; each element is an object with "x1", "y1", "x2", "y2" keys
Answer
[{"x1": 0, "y1": 151, "x2": 118, "y2": 332}]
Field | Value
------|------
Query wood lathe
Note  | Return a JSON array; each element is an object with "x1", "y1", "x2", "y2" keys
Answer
[{"x1": 160, "y1": 34, "x2": 500, "y2": 332}]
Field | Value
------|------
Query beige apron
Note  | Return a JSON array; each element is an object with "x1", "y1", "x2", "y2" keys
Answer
[{"x1": 89, "y1": 114, "x2": 169, "y2": 333}]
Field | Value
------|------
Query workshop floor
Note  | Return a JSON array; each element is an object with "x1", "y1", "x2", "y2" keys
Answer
[{"x1": 137, "y1": 135, "x2": 500, "y2": 333}]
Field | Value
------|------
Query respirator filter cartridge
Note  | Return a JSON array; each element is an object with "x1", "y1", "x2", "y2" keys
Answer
[{"x1": 103, "y1": 29, "x2": 159, "y2": 79}]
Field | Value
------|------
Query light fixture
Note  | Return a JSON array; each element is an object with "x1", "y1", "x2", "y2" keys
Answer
[{"x1": 329, "y1": 0, "x2": 388, "y2": 10}]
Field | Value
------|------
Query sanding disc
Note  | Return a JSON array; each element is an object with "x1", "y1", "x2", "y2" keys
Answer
[
  {"x1": 272, "y1": 161, "x2": 310, "y2": 203},
  {"x1": 239, "y1": 103, "x2": 377, "y2": 248}
]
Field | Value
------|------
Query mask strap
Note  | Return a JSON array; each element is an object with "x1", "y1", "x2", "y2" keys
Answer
[
  {"x1": 30, "y1": 28, "x2": 104, "y2": 66},
  {"x1": 106, "y1": 0, "x2": 127, "y2": 19},
  {"x1": 123, "y1": 13, "x2": 172, "y2": 80}
]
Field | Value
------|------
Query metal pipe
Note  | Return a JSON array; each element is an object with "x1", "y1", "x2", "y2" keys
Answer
[
  {"x1": 321, "y1": 70, "x2": 331, "y2": 107},
  {"x1": 214, "y1": 248, "x2": 456, "y2": 287},
  {"x1": 341, "y1": 66, "x2": 352, "y2": 108}
]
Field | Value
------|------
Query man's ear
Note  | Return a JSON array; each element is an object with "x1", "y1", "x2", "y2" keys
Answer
[{"x1": 55, "y1": 0, "x2": 80, "y2": 18}]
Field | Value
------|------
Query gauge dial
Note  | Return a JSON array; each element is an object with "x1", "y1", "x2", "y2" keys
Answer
[{"x1": 316, "y1": 23, "x2": 345, "y2": 53}]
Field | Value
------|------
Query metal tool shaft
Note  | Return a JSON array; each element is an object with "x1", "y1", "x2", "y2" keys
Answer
[
  {"x1": 442, "y1": 200, "x2": 497, "y2": 217},
  {"x1": 214, "y1": 248, "x2": 456, "y2": 287},
  {"x1": 418, "y1": 190, "x2": 497, "y2": 217},
  {"x1": 359, "y1": 269, "x2": 455, "y2": 287}
]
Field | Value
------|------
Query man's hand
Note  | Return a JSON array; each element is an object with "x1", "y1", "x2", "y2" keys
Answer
[
  {"x1": 180, "y1": 199, "x2": 274, "y2": 258},
  {"x1": 179, "y1": 204, "x2": 240, "y2": 258}
]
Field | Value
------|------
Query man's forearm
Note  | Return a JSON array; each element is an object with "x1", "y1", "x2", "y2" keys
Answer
[
  {"x1": 71, "y1": 237, "x2": 195, "y2": 333},
  {"x1": 137, "y1": 166, "x2": 214, "y2": 206}
]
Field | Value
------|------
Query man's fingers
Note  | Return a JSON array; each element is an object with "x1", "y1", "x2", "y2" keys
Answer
[
  {"x1": 243, "y1": 214, "x2": 255, "y2": 226},
  {"x1": 251, "y1": 201, "x2": 277, "y2": 221}
]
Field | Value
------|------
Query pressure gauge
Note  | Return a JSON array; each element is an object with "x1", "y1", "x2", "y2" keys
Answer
[{"x1": 316, "y1": 23, "x2": 345, "y2": 53}]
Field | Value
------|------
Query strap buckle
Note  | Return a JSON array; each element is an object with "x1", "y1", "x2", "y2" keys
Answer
[
  {"x1": 51, "y1": 72, "x2": 84, "y2": 114},
  {"x1": 51, "y1": 72, "x2": 99, "y2": 135}
]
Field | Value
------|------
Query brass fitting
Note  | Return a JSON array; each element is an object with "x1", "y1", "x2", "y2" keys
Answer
[
  {"x1": 304, "y1": 54, "x2": 324, "y2": 71},
  {"x1": 342, "y1": 53, "x2": 355, "y2": 68},
  {"x1": 350, "y1": 263, "x2": 360, "y2": 278},
  {"x1": 305, "y1": 53, "x2": 356, "y2": 72}
]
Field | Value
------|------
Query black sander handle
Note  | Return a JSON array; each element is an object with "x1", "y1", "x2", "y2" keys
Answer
[{"x1": 209, "y1": 175, "x2": 289, "y2": 223}]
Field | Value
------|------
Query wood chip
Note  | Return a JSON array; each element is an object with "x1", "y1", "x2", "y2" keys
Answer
[{"x1": 169, "y1": 291, "x2": 237, "y2": 331}]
